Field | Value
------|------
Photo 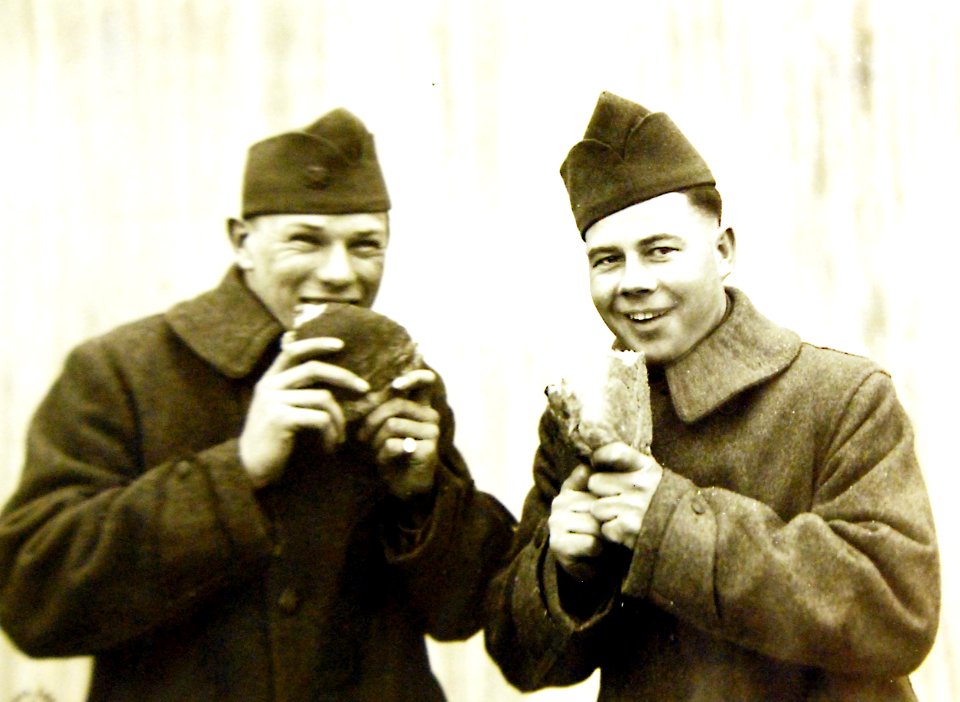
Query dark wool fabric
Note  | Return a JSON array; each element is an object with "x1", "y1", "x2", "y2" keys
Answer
[
  {"x1": 0, "y1": 268, "x2": 515, "y2": 702},
  {"x1": 485, "y1": 288, "x2": 939, "y2": 702},
  {"x1": 242, "y1": 108, "x2": 391, "y2": 218},
  {"x1": 560, "y1": 92, "x2": 715, "y2": 237}
]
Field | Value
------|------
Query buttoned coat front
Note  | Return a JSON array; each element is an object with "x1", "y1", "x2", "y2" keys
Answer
[
  {"x1": 0, "y1": 268, "x2": 515, "y2": 702},
  {"x1": 485, "y1": 289, "x2": 939, "y2": 701}
]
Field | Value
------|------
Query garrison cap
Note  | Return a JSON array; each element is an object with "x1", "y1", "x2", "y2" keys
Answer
[
  {"x1": 242, "y1": 108, "x2": 391, "y2": 218},
  {"x1": 560, "y1": 92, "x2": 714, "y2": 237}
]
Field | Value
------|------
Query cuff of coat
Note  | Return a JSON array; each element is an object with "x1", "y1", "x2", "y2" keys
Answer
[
  {"x1": 504, "y1": 523, "x2": 612, "y2": 678},
  {"x1": 542, "y1": 544, "x2": 617, "y2": 633},
  {"x1": 156, "y1": 440, "x2": 274, "y2": 606},
  {"x1": 193, "y1": 439, "x2": 274, "y2": 562},
  {"x1": 646, "y1": 484, "x2": 720, "y2": 627},
  {"x1": 383, "y1": 464, "x2": 461, "y2": 567},
  {"x1": 621, "y1": 468, "x2": 694, "y2": 599}
]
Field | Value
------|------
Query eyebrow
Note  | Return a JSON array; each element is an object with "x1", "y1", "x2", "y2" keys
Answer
[
  {"x1": 284, "y1": 225, "x2": 387, "y2": 238},
  {"x1": 284, "y1": 224, "x2": 324, "y2": 234},
  {"x1": 639, "y1": 233, "x2": 683, "y2": 246},
  {"x1": 587, "y1": 233, "x2": 682, "y2": 257},
  {"x1": 586, "y1": 245, "x2": 622, "y2": 258}
]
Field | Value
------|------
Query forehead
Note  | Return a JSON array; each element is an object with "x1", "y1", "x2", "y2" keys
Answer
[
  {"x1": 250, "y1": 212, "x2": 389, "y2": 238},
  {"x1": 583, "y1": 192, "x2": 712, "y2": 248}
]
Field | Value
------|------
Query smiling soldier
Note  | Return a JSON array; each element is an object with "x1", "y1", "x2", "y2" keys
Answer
[
  {"x1": 485, "y1": 92, "x2": 940, "y2": 701},
  {"x1": 0, "y1": 108, "x2": 514, "y2": 702}
]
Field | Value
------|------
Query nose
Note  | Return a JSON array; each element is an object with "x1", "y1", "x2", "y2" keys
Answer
[
  {"x1": 618, "y1": 254, "x2": 657, "y2": 295},
  {"x1": 315, "y1": 242, "x2": 356, "y2": 289}
]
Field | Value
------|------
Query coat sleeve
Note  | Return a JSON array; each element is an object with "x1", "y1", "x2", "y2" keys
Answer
[
  {"x1": 379, "y1": 375, "x2": 517, "y2": 642},
  {"x1": 483, "y1": 410, "x2": 620, "y2": 691},
  {"x1": 0, "y1": 339, "x2": 275, "y2": 657},
  {"x1": 621, "y1": 369, "x2": 940, "y2": 677}
]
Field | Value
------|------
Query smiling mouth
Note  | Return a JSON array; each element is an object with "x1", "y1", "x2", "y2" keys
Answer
[
  {"x1": 626, "y1": 309, "x2": 670, "y2": 323},
  {"x1": 299, "y1": 297, "x2": 360, "y2": 305}
]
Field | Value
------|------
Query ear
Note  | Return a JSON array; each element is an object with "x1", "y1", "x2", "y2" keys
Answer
[
  {"x1": 715, "y1": 226, "x2": 736, "y2": 279},
  {"x1": 226, "y1": 218, "x2": 254, "y2": 271}
]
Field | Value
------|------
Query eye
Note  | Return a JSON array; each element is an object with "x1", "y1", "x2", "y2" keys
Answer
[
  {"x1": 287, "y1": 232, "x2": 322, "y2": 247},
  {"x1": 588, "y1": 249, "x2": 624, "y2": 269},
  {"x1": 647, "y1": 245, "x2": 679, "y2": 259},
  {"x1": 590, "y1": 253, "x2": 622, "y2": 269},
  {"x1": 350, "y1": 238, "x2": 386, "y2": 256}
]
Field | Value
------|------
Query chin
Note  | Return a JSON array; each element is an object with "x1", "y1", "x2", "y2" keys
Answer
[{"x1": 627, "y1": 340, "x2": 675, "y2": 366}]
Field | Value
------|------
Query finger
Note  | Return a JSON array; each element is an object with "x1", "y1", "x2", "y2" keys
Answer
[
  {"x1": 548, "y1": 511, "x2": 601, "y2": 538},
  {"x1": 590, "y1": 497, "x2": 630, "y2": 523},
  {"x1": 587, "y1": 471, "x2": 630, "y2": 498},
  {"x1": 315, "y1": 392, "x2": 346, "y2": 440},
  {"x1": 269, "y1": 336, "x2": 345, "y2": 374},
  {"x1": 281, "y1": 335, "x2": 346, "y2": 356},
  {"x1": 552, "y1": 489, "x2": 597, "y2": 514},
  {"x1": 276, "y1": 404, "x2": 336, "y2": 431},
  {"x1": 600, "y1": 518, "x2": 624, "y2": 545},
  {"x1": 274, "y1": 406, "x2": 345, "y2": 450},
  {"x1": 627, "y1": 467, "x2": 662, "y2": 492},
  {"x1": 560, "y1": 465, "x2": 592, "y2": 492},
  {"x1": 588, "y1": 468, "x2": 661, "y2": 498},
  {"x1": 378, "y1": 436, "x2": 437, "y2": 465},
  {"x1": 391, "y1": 369, "x2": 437, "y2": 394},
  {"x1": 600, "y1": 515, "x2": 641, "y2": 548},
  {"x1": 591, "y1": 442, "x2": 650, "y2": 473},
  {"x1": 372, "y1": 417, "x2": 440, "y2": 452},
  {"x1": 318, "y1": 415, "x2": 342, "y2": 454},
  {"x1": 272, "y1": 388, "x2": 346, "y2": 437},
  {"x1": 359, "y1": 399, "x2": 439, "y2": 442},
  {"x1": 549, "y1": 533, "x2": 602, "y2": 560},
  {"x1": 278, "y1": 387, "x2": 337, "y2": 408},
  {"x1": 268, "y1": 359, "x2": 370, "y2": 394}
]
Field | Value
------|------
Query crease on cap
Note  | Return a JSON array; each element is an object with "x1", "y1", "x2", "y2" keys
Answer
[
  {"x1": 242, "y1": 108, "x2": 391, "y2": 218},
  {"x1": 560, "y1": 92, "x2": 714, "y2": 237}
]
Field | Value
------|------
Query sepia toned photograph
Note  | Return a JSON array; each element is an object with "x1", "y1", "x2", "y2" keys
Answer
[{"x1": 0, "y1": 1, "x2": 956, "y2": 700}]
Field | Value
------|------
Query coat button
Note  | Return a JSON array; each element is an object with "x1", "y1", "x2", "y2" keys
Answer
[
  {"x1": 175, "y1": 461, "x2": 191, "y2": 478},
  {"x1": 277, "y1": 587, "x2": 301, "y2": 614},
  {"x1": 691, "y1": 496, "x2": 707, "y2": 515}
]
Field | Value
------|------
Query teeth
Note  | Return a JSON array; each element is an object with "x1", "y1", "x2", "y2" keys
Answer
[{"x1": 629, "y1": 310, "x2": 663, "y2": 322}]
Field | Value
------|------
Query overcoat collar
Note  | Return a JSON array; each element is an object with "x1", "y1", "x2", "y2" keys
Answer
[
  {"x1": 164, "y1": 267, "x2": 285, "y2": 379},
  {"x1": 663, "y1": 288, "x2": 801, "y2": 423}
]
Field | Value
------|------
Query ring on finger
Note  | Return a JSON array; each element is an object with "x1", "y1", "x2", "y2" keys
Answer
[{"x1": 401, "y1": 437, "x2": 418, "y2": 454}]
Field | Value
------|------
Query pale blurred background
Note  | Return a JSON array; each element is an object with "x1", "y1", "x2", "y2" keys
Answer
[{"x1": 1, "y1": 0, "x2": 958, "y2": 699}]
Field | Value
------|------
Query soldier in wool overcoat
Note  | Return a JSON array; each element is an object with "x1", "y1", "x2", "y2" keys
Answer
[
  {"x1": 484, "y1": 92, "x2": 939, "y2": 701},
  {"x1": 0, "y1": 108, "x2": 515, "y2": 702}
]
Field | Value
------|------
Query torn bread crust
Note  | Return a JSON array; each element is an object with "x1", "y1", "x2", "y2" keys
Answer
[
  {"x1": 546, "y1": 350, "x2": 652, "y2": 461},
  {"x1": 293, "y1": 302, "x2": 328, "y2": 328}
]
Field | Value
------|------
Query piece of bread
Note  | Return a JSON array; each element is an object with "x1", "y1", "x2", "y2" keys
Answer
[
  {"x1": 292, "y1": 303, "x2": 423, "y2": 422},
  {"x1": 545, "y1": 350, "x2": 652, "y2": 461}
]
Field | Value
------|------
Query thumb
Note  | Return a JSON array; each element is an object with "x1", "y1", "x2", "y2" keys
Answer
[{"x1": 561, "y1": 464, "x2": 591, "y2": 492}]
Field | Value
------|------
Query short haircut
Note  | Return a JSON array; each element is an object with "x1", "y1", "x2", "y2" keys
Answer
[{"x1": 682, "y1": 184, "x2": 722, "y2": 224}]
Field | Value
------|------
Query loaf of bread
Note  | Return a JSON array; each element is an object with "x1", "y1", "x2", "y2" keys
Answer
[
  {"x1": 545, "y1": 349, "x2": 652, "y2": 460},
  {"x1": 292, "y1": 303, "x2": 423, "y2": 422}
]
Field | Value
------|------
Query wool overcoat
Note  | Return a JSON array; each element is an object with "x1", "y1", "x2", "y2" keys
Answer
[
  {"x1": 485, "y1": 288, "x2": 939, "y2": 701},
  {"x1": 0, "y1": 268, "x2": 515, "y2": 702}
]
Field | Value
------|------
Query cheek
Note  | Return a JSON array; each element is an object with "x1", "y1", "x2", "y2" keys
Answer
[
  {"x1": 355, "y1": 258, "x2": 385, "y2": 284},
  {"x1": 273, "y1": 253, "x2": 323, "y2": 281},
  {"x1": 589, "y1": 273, "x2": 614, "y2": 308}
]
